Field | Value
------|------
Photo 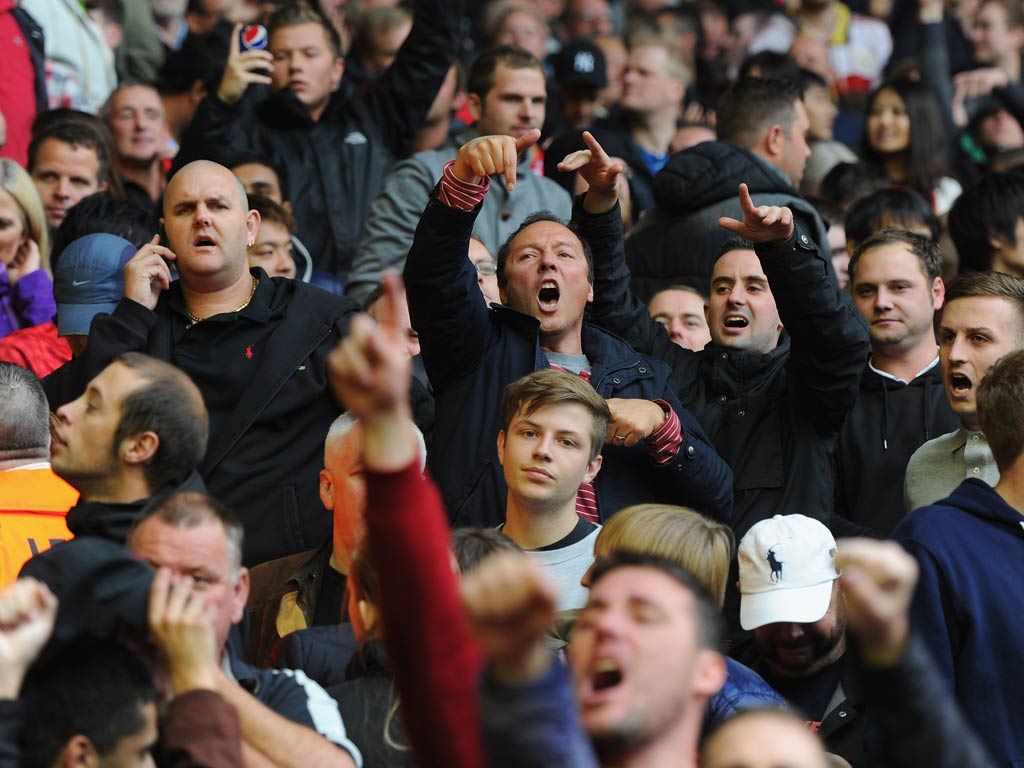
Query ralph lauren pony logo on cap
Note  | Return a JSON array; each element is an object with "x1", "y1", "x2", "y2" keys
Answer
[
  {"x1": 737, "y1": 515, "x2": 840, "y2": 631},
  {"x1": 767, "y1": 546, "x2": 783, "y2": 582}
]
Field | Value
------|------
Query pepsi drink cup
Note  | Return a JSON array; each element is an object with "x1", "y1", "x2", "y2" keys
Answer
[{"x1": 240, "y1": 24, "x2": 268, "y2": 52}]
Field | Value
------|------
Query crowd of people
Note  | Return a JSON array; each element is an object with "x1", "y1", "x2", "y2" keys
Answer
[{"x1": 0, "y1": 0, "x2": 1022, "y2": 765}]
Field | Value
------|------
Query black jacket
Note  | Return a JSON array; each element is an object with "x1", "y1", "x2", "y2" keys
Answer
[
  {"x1": 835, "y1": 361, "x2": 958, "y2": 536},
  {"x1": 274, "y1": 623, "x2": 359, "y2": 691},
  {"x1": 65, "y1": 469, "x2": 208, "y2": 544},
  {"x1": 329, "y1": 641, "x2": 411, "y2": 768},
  {"x1": 735, "y1": 644, "x2": 866, "y2": 768},
  {"x1": 623, "y1": 140, "x2": 831, "y2": 300},
  {"x1": 43, "y1": 272, "x2": 360, "y2": 566},
  {"x1": 174, "y1": 0, "x2": 464, "y2": 278},
  {"x1": 404, "y1": 191, "x2": 733, "y2": 528},
  {"x1": 592, "y1": 221, "x2": 868, "y2": 541}
]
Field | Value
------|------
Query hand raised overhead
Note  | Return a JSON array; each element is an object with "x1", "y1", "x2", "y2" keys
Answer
[
  {"x1": 557, "y1": 131, "x2": 624, "y2": 213},
  {"x1": 836, "y1": 538, "x2": 919, "y2": 667},
  {"x1": 719, "y1": 183, "x2": 796, "y2": 244},
  {"x1": 217, "y1": 22, "x2": 274, "y2": 104},
  {"x1": 0, "y1": 578, "x2": 58, "y2": 698},
  {"x1": 327, "y1": 270, "x2": 412, "y2": 420},
  {"x1": 451, "y1": 129, "x2": 542, "y2": 191},
  {"x1": 461, "y1": 550, "x2": 557, "y2": 683}
]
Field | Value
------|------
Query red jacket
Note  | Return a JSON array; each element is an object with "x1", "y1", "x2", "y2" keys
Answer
[
  {"x1": 0, "y1": 322, "x2": 72, "y2": 378},
  {"x1": 365, "y1": 462, "x2": 484, "y2": 768}
]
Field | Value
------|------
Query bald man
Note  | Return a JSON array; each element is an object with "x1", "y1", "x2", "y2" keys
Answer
[{"x1": 44, "y1": 160, "x2": 361, "y2": 566}]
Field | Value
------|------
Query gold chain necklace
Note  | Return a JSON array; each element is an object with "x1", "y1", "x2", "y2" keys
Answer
[{"x1": 185, "y1": 276, "x2": 259, "y2": 327}]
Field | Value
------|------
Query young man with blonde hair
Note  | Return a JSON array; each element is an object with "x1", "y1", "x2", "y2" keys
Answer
[{"x1": 497, "y1": 368, "x2": 610, "y2": 611}]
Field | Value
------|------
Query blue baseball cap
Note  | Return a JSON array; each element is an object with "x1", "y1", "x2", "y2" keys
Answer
[{"x1": 53, "y1": 234, "x2": 137, "y2": 337}]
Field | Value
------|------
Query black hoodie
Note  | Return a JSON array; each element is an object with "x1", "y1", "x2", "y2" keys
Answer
[
  {"x1": 623, "y1": 140, "x2": 832, "y2": 300},
  {"x1": 65, "y1": 469, "x2": 208, "y2": 544},
  {"x1": 835, "y1": 360, "x2": 958, "y2": 536}
]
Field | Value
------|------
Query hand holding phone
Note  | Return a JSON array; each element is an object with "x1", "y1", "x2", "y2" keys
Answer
[{"x1": 124, "y1": 235, "x2": 176, "y2": 311}]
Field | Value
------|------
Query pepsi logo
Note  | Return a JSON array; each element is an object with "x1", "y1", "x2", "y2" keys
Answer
[{"x1": 240, "y1": 24, "x2": 268, "y2": 51}]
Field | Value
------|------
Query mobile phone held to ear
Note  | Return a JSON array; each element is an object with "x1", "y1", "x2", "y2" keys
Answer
[{"x1": 158, "y1": 224, "x2": 179, "y2": 279}]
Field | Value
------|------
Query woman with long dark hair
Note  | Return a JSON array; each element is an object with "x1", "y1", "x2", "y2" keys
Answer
[{"x1": 861, "y1": 78, "x2": 962, "y2": 214}]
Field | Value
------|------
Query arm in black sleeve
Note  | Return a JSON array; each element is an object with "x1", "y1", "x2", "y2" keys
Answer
[
  {"x1": 576, "y1": 197, "x2": 696, "y2": 378},
  {"x1": 918, "y1": 18, "x2": 960, "y2": 168},
  {"x1": 172, "y1": 89, "x2": 265, "y2": 173},
  {"x1": 861, "y1": 636, "x2": 997, "y2": 768},
  {"x1": 403, "y1": 187, "x2": 494, "y2": 394},
  {"x1": 43, "y1": 298, "x2": 157, "y2": 408},
  {"x1": 757, "y1": 226, "x2": 869, "y2": 438},
  {"x1": 994, "y1": 83, "x2": 1024, "y2": 126},
  {"x1": 0, "y1": 700, "x2": 20, "y2": 768},
  {"x1": 480, "y1": 657, "x2": 598, "y2": 768},
  {"x1": 364, "y1": 0, "x2": 465, "y2": 157}
]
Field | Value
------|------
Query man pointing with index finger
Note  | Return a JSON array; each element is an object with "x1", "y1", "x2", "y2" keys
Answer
[{"x1": 404, "y1": 130, "x2": 733, "y2": 529}]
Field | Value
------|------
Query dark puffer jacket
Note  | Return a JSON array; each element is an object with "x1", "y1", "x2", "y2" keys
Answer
[
  {"x1": 702, "y1": 657, "x2": 786, "y2": 738},
  {"x1": 592, "y1": 214, "x2": 868, "y2": 540},
  {"x1": 174, "y1": 0, "x2": 464, "y2": 278},
  {"x1": 624, "y1": 140, "x2": 831, "y2": 300}
]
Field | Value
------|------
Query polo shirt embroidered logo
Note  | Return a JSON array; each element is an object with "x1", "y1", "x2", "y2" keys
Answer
[
  {"x1": 245, "y1": 345, "x2": 254, "y2": 359},
  {"x1": 767, "y1": 546, "x2": 783, "y2": 582}
]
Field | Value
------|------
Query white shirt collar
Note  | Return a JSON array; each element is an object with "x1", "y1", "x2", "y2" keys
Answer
[{"x1": 868, "y1": 354, "x2": 939, "y2": 384}]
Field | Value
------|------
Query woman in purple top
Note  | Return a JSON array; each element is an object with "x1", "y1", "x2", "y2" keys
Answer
[{"x1": 0, "y1": 159, "x2": 55, "y2": 339}]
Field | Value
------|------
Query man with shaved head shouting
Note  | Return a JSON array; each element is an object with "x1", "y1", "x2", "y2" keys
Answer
[{"x1": 44, "y1": 159, "x2": 361, "y2": 566}]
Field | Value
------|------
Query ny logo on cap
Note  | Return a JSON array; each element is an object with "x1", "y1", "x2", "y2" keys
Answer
[
  {"x1": 574, "y1": 51, "x2": 596, "y2": 74},
  {"x1": 766, "y1": 546, "x2": 783, "y2": 582}
]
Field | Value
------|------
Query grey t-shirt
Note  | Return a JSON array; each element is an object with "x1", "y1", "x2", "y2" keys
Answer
[{"x1": 546, "y1": 351, "x2": 592, "y2": 377}]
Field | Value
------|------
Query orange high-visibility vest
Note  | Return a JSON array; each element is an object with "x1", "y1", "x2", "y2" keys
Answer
[{"x1": 0, "y1": 468, "x2": 78, "y2": 586}]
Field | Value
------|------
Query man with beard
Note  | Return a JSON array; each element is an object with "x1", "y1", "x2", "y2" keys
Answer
[{"x1": 733, "y1": 514, "x2": 864, "y2": 768}]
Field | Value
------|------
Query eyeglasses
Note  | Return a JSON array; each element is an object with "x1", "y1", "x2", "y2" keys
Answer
[{"x1": 475, "y1": 260, "x2": 497, "y2": 276}]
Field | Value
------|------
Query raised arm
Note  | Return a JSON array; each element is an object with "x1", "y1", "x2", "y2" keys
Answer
[
  {"x1": 838, "y1": 539, "x2": 996, "y2": 768},
  {"x1": 404, "y1": 131, "x2": 538, "y2": 393},
  {"x1": 463, "y1": 552, "x2": 598, "y2": 768},
  {"x1": 173, "y1": 24, "x2": 271, "y2": 171},
  {"x1": 722, "y1": 184, "x2": 869, "y2": 437},
  {"x1": 568, "y1": 133, "x2": 689, "y2": 367},
  {"x1": 328, "y1": 274, "x2": 485, "y2": 768},
  {"x1": 364, "y1": 0, "x2": 465, "y2": 156},
  {"x1": 0, "y1": 578, "x2": 58, "y2": 768}
]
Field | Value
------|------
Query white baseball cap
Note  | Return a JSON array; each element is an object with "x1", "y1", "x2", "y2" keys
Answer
[{"x1": 737, "y1": 515, "x2": 839, "y2": 631}]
